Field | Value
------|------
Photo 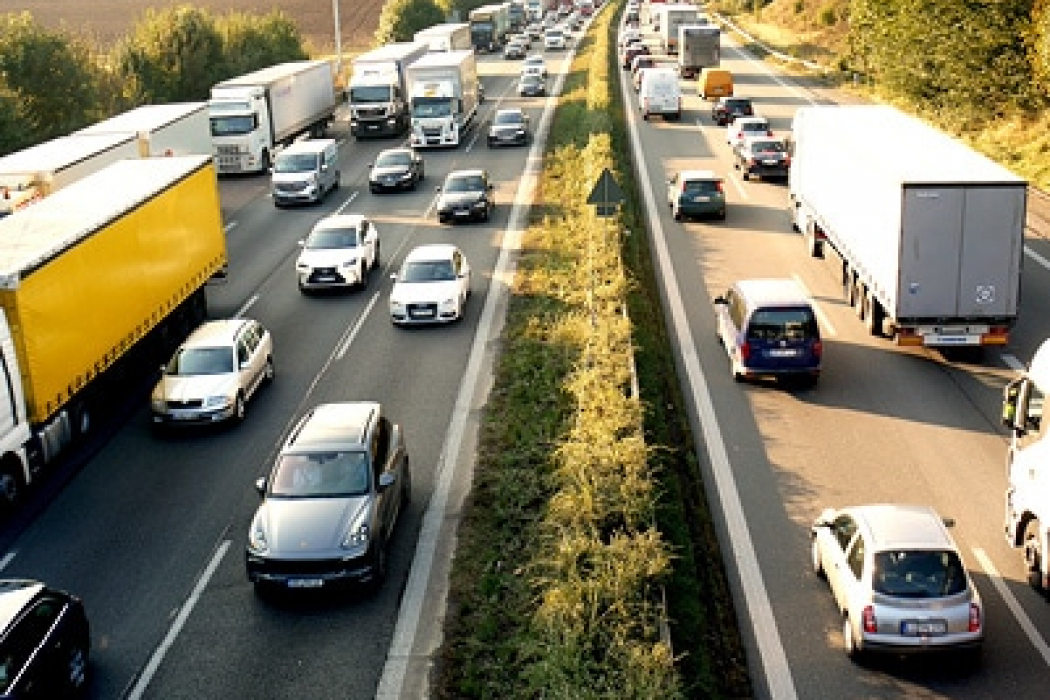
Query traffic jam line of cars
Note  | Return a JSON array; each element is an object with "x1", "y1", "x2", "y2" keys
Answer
[{"x1": 623, "y1": 1, "x2": 997, "y2": 670}]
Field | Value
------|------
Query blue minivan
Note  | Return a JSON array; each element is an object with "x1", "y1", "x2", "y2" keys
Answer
[{"x1": 713, "y1": 278, "x2": 822, "y2": 385}]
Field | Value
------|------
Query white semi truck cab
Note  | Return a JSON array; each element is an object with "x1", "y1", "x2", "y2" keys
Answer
[
  {"x1": 208, "y1": 87, "x2": 271, "y2": 173},
  {"x1": 1003, "y1": 339, "x2": 1050, "y2": 593}
]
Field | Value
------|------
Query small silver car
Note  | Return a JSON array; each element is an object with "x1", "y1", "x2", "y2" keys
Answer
[
  {"x1": 246, "y1": 402, "x2": 411, "y2": 593},
  {"x1": 811, "y1": 504, "x2": 983, "y2": 660},
  {"x1": 151, "y1": 318, "x2": 273, "y2": 427}
]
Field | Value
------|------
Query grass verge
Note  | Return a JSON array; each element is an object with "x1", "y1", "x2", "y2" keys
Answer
[{"x1": 432, "y1": 3, "x2": 752, "y2": 698}]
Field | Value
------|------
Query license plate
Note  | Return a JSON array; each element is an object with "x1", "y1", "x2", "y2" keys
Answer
[
  {"x1": 767, "y1": 348, "x2": 799, "y2": 357},
  {"x1": 287, "y1": 578, "x2": 324, "y2": 588},
  {"x1": 174, "y1": 412, "x2": 200, "y2": 421},
  {"x1": 367, "y1": 125, "x2": 379, "y2": 130},
  {"x1": 501, "y1": 134, "x2": 516, "y2": 140},
  {"x1": 454, "y1": 210, "x2": 470, "y2": 216},
  {"x1": 901, "y1": 620, "x2": 946, "y2": 636},
  {"x1": 762, "y1": 159, "x2": 780, "y2": 165}
]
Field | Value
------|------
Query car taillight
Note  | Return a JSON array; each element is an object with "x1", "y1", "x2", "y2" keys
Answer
[
  {"x1": 969, "y1": 602, "x2": 981, "y2": 633},
  {"x1": 738, "y1": 338, "x2": 750, "y2": 361},
  {"x1": 766, "y1": 130, "x2": 773, "y2": 136},
  {"x1": 784, "y1": 156, "x2": 792, "y2": 167},
  {"x1": 735, "y1": 131, "x2": 742, "y2": 140},
  {"x1": 716, "y1": 181, "x2": 725, "y2": 193},
  {"x1": 862, "y1": 605, "x2": 877, "y2": 634},
  {"x1": 812, "y1": 339, "x2": 822, "y2": 358}
]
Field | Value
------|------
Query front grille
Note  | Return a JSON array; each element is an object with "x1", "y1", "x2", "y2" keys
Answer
[
  {"x1": 166, "y1": 399, "x2": 204, "y2": 409},
  {"x1": 216, "y1": 144, "x2": 240, "y2": 156},
  {"x1": 274, "y1": 181, "x2": 307, "y2": 193},
  {"x1": 256, "y1": 557, "x2": 356, "y2": 576},
  {"x1": 422, "y1": 127, "x2": 442, "y2": 138},
  {"x1": 307, "y1": 267, "x2": 347, "y2": 284},
  {"x1": 408, "y1": 303, "x2": 439, "y2": 320}
]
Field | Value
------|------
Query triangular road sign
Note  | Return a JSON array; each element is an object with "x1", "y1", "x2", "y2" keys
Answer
[{"x1": 587, "y1": 168, "x2": 626, "y2": 206}]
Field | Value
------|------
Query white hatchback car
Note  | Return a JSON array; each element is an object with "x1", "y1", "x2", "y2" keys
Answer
[
  {"x1": 151, "y1": 318, "x2": 274, "y2": 427},
  {"x1": 522, "y1": 54, "x2": 547, "y2": 77},
  {"x1": 544, "y1": 28, "x2": 567, "y2": 50},
  {"x1": 389, "y1": 244, "x2": 472, "y2": 325},
  {"x1": 726, "y1": 116, "x2": 772, "y2": 149},
  {"x1": 811, "y1": 504, "x2": 983, "y2": 660},
  {"x1": 295, "y1": 214, "x2": 380, "y2": 293}
]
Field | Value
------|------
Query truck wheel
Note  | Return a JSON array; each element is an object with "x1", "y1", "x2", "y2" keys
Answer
[
  {"x1": 865, "y1": 295, "x2": 885, "y2": 337},
  {"x1": 854, "y1": 282, "x2": 867, "y2": 319},
  {"x1": 1025, "y1": 519, "x2": 1046, "y2": 593}
]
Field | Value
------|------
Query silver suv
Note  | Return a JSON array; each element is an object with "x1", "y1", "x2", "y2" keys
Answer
[{"x1": 246, "y1": 402, "x2": 411, "y2": 593}]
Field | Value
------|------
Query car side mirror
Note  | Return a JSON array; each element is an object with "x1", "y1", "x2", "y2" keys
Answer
[{"x1": 255, "y1": 477, "x2": 266, "y2": 497}]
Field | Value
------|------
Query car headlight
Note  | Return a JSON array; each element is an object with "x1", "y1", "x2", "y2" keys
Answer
[
  {"x1": 295, "y1": 262, "x2": 309, "y2": 272},
  {"x1": 150, "y1": 396, "x2": 166, "y2": 412},
  {"x1": 342, "y1": 522, "x2": 370, "y2": 552},
  {"x1": 340, "y1": 257, "x2": 359, "y2": 269},
  {"x1": 390, "y1": 298, "x2": 405, "y2": 313},
  {"x1": 248, "y1": 514, "x2": 268, "y2": 554},
  {"x1": 471, "y1": 199, "x2": 488, "y2": 210},
  {"x1": 398, "y1": 171, "x2": 412, "y2": 180},
  {"x1": 439, "y1": 297, "x2": 457, "y2": 311}
]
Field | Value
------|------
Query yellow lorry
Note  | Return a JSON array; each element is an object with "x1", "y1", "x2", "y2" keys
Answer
[{"x1": 0, "y1": 155, "x2": 227, "y2": 509}]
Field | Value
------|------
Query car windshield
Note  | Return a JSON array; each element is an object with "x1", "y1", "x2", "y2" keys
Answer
[
  {"x1": 742, "y1": 121, "x2": 770, "y2": 132},
  {"x1": 168, "y1": 347, "x2": 234, "y2": 375},
  {"x1": 750, "y1": 141, "x2": 785, "y2": 154},
  {"x1": 727, "y1": 100, "x2": 751, "y2": 111},
  {"x1": 270, "y1": 451, "x2": 370, "y2": 498},
  {"x1": 376, "y1": 151, "x2": 411, "y2": 167},
  {"x1": 445, "y1": 175, "x2": 486, "y2": 193},
  {"x1": 745, "y1": 308, "x2": 818, "y2": 342},
  {"x1": 274, "y1": 153, "x2": 318, "y2": 173},
  {"x1": 873, "y1": 550, "x2": 968, "y2": 598},
  {"x1": 495, "y1": 112, "x2": 524, "y2": 125},
  {"x1": 401, "y1": 260, "x2": 456, "y2": 283},
  {"x1": 307, "y1": 227, "x2": 357, "y2": 249}
]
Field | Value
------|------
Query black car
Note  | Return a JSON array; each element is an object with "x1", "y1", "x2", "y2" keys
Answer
[
  {"x1": 435, "y1": 169, "x2": 495, "y2": 224},
  {"x1": 712, "y1": 96, "x2": 754, "y2": 126},
  {"x1": 0, "y1": 580, "x2": 90, "y2": 696},
  {"x1": 733, "y1": 136, "x2": 790, "y2": 181},
  {"x1": 487, "y1": 108, "x2": 531, "y2": 147},
  {"x1": 368, "y1": 147, "x2": 424, "y2": 193}
]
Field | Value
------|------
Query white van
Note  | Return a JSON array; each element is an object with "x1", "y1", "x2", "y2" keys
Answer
[
  {"x1": 638, "y1": 67, "x2": 682, "y2": 121},
  {"x1": 271, "y1": 139, "x2": 340, "y2": 207}
]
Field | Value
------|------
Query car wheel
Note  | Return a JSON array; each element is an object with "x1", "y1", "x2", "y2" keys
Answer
[
  {"x1": 1025, "y1": 519, "x2": 1046, "y2": 592},
  {"x1": 401, "y1": 463, "x2": 412, "y2": 506},
  {"x1": 232, "y1": 393, "x2": 246, "y2": 423},
  {"x1": 369, "y1": 184, "x2": 379, "y2": 194},
  {"x1": 263, "y1": 357, "x2": 275, "y2": 385},
  {"x1": 368, "y1": 542, "x2": 388, "y2": 593},
  {"x1": 359, "y1": 261, "x2": 369, "y2": 289},
  {"x1": 672, "y1": 206, "x2": 682, "y2": 222},
  {"x1": 811, "y1": 537, "x2": 825, "y2": 578},
  {"x1": 717, "y1": 209, "x2": 727, "y2": 221},
  {"x1": 65, "y1": 633, "x2": 89, "y2": 693},
  {"x1": 372, "y1": 241, "x2": 381, "y2": 269}
]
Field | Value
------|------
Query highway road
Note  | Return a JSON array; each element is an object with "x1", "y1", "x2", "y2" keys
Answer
[
  {"x1": 0, "y1": 46, "x2": 570, "y2": 698},
  {"x1": 623, "y1": 17, "x2": 1050, "y2": 700}
]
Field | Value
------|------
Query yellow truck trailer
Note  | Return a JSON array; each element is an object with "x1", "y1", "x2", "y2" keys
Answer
[{"x1": 0, "y1": 155, "x2": 227, "y2": 507}]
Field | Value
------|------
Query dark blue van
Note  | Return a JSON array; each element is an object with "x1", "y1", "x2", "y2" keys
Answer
[{"x1": 713, "y1": 278, "x2": 822, "y2": 385}]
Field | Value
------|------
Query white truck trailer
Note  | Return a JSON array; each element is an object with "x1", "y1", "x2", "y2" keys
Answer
[
  {"x1": 407, "y1": 50, "x2": 480, "y2": 149},
  {"x1": 209, "y1": 60, "x2": 338, "y2": 174},
  {"x1": 789, "y1": 105, "x2": 1026, "y2": 347},
  {"x1": 0, "y1": 132, "x2": 140, "y2": 217},
  {"x1": 657, "y1": 3, "x2": 701, "y2": 54},
  {"x1": 348, "y1": 42, "x2": 429, "y2": 139},
  {"x1": 414, "y1": 23, "x2": 473, "y2": 52},
  {"x1": 77, "y1": 102, "x2": 211, "y2": 157},
  {"x1": 678, "y1": 24, "x2": 719, "y2": 79}
]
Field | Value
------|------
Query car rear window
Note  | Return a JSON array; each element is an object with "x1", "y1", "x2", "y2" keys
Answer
[
  {"x1": 682, "y1": 180, "x2": 721, "y2": 195},
  {"x1": 745, "y1": 308, "x2": 818, "y2": 341},
  {"x1": 873, "y1": 550, "x2": 967, "y2": 598}
]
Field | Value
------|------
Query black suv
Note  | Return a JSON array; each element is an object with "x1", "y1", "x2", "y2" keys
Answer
[
  {"x1": 712, "y1": 96, "x2": 754, "y2": 126},
  {"x1": 0, "y1": 580, "x2": 90, "y2": 696},
  {"x1": 435, "y1": 169, "x2": 495, "y2": 224}
]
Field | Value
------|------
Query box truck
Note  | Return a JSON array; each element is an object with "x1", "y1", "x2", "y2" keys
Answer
[
  {"x1": 348, "y1": 42, "x2": 429, "y2": 139},
  {"x1": 408, "y1": 50, "x2": 480, "y2": 148},
  {"x1": 414, "y1": 23, "x2": 472, "y2": 52},
  {"x1": 789, "y1": 105, "x2": 1026, "y2": 347},
  {"x1": 678, "y1": 24, "x2": 719, "y2": 79},
  {"x1": 209, "y1": 60, "x2": 338, "y2": 174},
  {"x1": 77, "y1": 102, "x2": 211, "y2": 157},
  {"x1": 469, "y1": 4, "x2": 510, "y2": 52},
  {"x1": 658, "y1": 3, "x2": 701, "y2": 54},
  {"x1": 0, "y1": 155, "x2": 227, "y2": 510},
  {"x1": 0, "y1": 132, "x2": 140, "y2": 217}
]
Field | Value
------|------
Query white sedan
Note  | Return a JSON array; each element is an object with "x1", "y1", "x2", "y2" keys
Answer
[{"x1": 389, "y1": 244, "x2": 472, "y2": 325}]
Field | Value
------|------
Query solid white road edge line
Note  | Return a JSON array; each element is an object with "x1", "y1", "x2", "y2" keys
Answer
[
  {"x1": 625, "y1": 32, "x2": 798, "y2": 699},
  {"x1": 375, "y1": 53, "x2": 556, "y2": 700},
  {"x1": 127, "y1": 539, "x2": 231, "y2": 700},
  {"x1": 972, "y1": 547, "x2": 1050, "y2": 666}
]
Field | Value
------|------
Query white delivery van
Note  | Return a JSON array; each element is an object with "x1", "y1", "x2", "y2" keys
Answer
[{"x1": 638, "y1": 68, "x2": 682, "y2": 121}]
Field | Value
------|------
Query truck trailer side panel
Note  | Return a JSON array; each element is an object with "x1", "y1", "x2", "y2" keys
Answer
[
  {"x1": 77, "y1": 102, "x2": 211, "y2": 157},
  {"x1": 0, "y1": 156, "x2": 226, "y2": 424}
]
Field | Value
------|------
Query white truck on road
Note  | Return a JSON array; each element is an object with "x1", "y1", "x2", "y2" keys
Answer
[
  {"x1": 209, "y1": 60, "x2": 338, "y2": 174},
  {"x1": 407, "y1": 50, "x2": 480, "y2": 149},
  {"x1": 678, "y1": 24, "x2": 719, "y2": 79},
  {"x1": 1003, "y1": 341, "x2": 1050, "y2": 594},
  {"x1": 790, "y1": 105, "x2": 1026, "y2": 347},
  {"x1": 414, "y1": 23, "x2": 472, "y2": 52},
  {"x1": 348, "y1": 42, "x2": 429, "y2": 139},
  {"x1": 657, "y1": 3, "x2": 701, "y2": 54},
  {"x1": 77, "y1": 102, "x2": 211, "y2": 157}
]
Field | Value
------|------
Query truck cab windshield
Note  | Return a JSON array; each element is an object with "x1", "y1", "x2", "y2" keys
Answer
[
  {"x1": 412, "y1": 98, "x2": 453, "y2": 118},
  {"x1": 349, "y1": 85, "x2": 394, "y2": 103},
  {"x1": 210, "y1": 115, "x2": 256, "y2": 137}
]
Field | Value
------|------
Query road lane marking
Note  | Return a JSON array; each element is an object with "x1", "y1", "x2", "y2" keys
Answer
[
  {"x1": 128, "y1": 540, "x2": 230, "y2": 700},
  {"x1": 621, "y1": 40, "x2": 798, "y2": 700},
  {"x1": 972, "y1": 547, "x2": 1050, "y2": 666}
]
